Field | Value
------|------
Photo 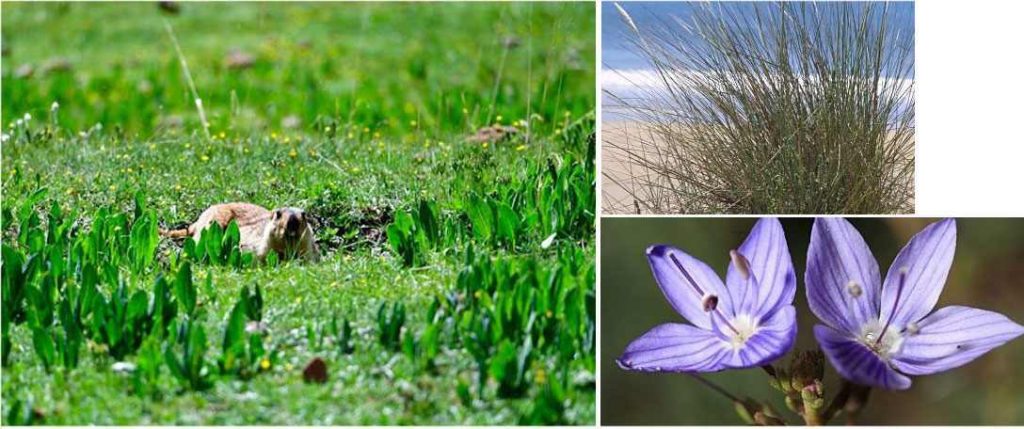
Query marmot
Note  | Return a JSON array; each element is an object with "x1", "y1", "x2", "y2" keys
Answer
[{"x1": 160, "y1": 202, "x2": 319, "y2": 262}]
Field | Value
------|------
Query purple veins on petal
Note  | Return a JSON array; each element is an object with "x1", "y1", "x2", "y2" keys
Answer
[
  {"x1": 892, "y1": 305, "x2": 1024, "y2": 376},
  {"x1": 806, "y1": 217, "x2": 882, "y2": 335},
  {"x1": 879, "y1": 218, "x2": 957, "y2": 332},
  {"x1": 806, "y1": 218, "x2": 1024, "y2": 390},
  {"x1": 814, "y1": 324, "x2": 911, "y2": 390},
  {"x1": 620, "y1": 218, "x2": 798, "y2": 374}
]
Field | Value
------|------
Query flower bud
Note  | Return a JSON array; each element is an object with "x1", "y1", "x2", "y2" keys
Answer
[{"x1": 789, "y1": 349, "x2": 825, "y2": 390}]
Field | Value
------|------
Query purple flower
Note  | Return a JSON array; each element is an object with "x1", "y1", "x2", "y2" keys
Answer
[
  {"x1": 807, "y1": 218, "x2": 1024, "y2": 390},
  {"x1": 617, "y1": 218, "x2": 797, "y2": 373}
]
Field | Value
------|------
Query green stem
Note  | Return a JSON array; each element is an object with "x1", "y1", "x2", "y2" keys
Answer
[
  {"x1": 686, "y1": 372, "x2": 742, "y2": 403},
  {"x1": 821, "y1": 380, "x2": 853, "y2": 424}
]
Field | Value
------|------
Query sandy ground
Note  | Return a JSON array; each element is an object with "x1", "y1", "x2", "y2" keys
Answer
[
  {"x1": 601, "y1": 121, "x2": 647, "y2": 214},
  {"x1": 601, "y1": 121, "x2": 685, "y2": 214},
  {"x1": 600, "y1": 121, "x2": 915, "y2": 214}
]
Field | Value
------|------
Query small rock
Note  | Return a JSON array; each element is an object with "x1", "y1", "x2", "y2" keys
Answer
[
  {"x1": 157, "y1": 115, "x2": 184, "y2": 129},
  {"x1": 467, "y1": 125, "x2": 519, "y2": 143},
  {"x1": 15, "y1": 64, "x2": 34, "y2": 79},
  {"x1": 225, "y1": 50, "x2": 255, "y2": 70},
  {"x1": 281, "y1": 115, "x2": 301, "y2": 129},
  {"x1": 245, "y1": 320, "x2": 268, "y2": 335},
  {"x1": 158, "y1": 1, "x2": 181, "y2": 15},
  {"x1": 112, "y1": 361, "x2": 137, "y2": 374},
  {"x1": 303, "y1": 357, "x2": 328, "y2": 384},
  {"x1": 41, "y1": 57, "x2": 73, "y2": 74},
  {"x1": 502, "y1": 36, "x2": 521, "y2": 50}
]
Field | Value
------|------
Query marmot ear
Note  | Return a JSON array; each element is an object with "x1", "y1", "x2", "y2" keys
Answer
[{"x1": 273, "y1": 209, "x2": 281, "y2": 220}]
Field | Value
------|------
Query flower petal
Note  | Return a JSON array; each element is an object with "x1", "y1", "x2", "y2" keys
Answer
[
  {"x1": 617, "y1": 323, "x2": 733, "y2": 373},
  {"x1": 719, "y1": 305, "x2": 798, "y2": 369},
  {"x1": 647, "y1": 244, "x2": 733, "y2": 329},
  {"x1": 806, "y1": 218, "x2": 882, "y2": 334},
  {"x1": 814, "y1": 324, "x2": 912, "y2": 390},
  {"x1": 891, "y1": 305, "x2": 1024, "y2": 375},
  {"x1": 725, "y1": 218, "x2": 796, "y2": 319},
  {"x1": 879, "y1": 219, "x2": 957, "y2": 331}
]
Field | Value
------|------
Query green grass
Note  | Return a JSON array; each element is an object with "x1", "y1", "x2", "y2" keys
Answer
[{"x1": 1, "y1": 2, "x2": 595, "y2": 425}]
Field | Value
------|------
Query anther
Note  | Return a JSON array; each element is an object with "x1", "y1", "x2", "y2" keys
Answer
[
  {"x1": 702, "y1": 293, "x2": 719, "y2": 312},
  {"x1": 846, "y1": 280, "x2": 863, "y2": 298},
  {"x1": 668, "y1": 253, "x2": 739, "y2": 335},
  {"x1": 730, "y1": 250, "x2": 751, "y2": 281}
]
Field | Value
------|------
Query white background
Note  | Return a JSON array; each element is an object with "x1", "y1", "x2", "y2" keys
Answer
[{"x1": 917, "y1": 0, "x2": 1024, "y2": 215}]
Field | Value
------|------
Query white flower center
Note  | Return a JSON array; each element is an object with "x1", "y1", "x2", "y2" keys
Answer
[
  {"x1": 727, "y1": 315, "x2": 760, "y2": 349},
  {"x1": 858, "y1": 319, "x2": 904, "y2": 359}
]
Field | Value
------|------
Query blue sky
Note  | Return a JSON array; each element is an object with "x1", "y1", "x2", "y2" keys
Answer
[
  {"x1": 601, "y1": 2, "x2": 915, "y2": 119},
  {"x1": 603, "y1": 2, "x2": 915, "y2": 73}
]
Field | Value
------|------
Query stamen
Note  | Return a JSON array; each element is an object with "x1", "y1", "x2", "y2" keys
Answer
[
  {"x1": 702, "y1": 293, "x2": 719, "y2": 312},
  {"x1": 729, "y1": 250, "x2": 751, "y2": 280},
  {"x1": 875, "y1": 267, "x2": 908, "y2": 347},
  {"x1": 846, "y1": 280, "x2": 862, "y2": 298},
  {"x1": 905, "y1": 322, "x2": 919, "y2": 335},
  {"x1": 668, "y1": 253, "x2": 740, "y2": 335}
]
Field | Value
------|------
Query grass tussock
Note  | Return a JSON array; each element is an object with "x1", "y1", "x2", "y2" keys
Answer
[{"x1": 606, "y1": 1, "x2": 914, "y2": 214}]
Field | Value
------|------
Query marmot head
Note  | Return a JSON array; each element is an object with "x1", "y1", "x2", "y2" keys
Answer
[{"x1": 270, "y1": 207, "x2": 309, "y2": 242}]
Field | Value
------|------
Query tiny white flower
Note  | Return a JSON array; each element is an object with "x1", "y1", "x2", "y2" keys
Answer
[
  {"x1": 1, "y1": 133, "x2": 9, "y2": 142},
  {"x1": 23, "y1": 113, "x2": 31, "y2": 121},
  {"x1": 15, "y1": 119, "x2": 23, "y2": 127},
  {"x1": 51, "y1": 101, "x2": 60, "y2": 111}
]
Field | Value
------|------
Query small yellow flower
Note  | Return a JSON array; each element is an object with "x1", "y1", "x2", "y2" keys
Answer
[
  {"x1": 536, "y1": 367, "x2": 547, "y2": 384},
  {"x1": 495, "y1": 115, "x2": 503, "y2": 122},
  {"x1": 409, "y1": 120, "x2": 417, "y2": 127},
  {"x1": 462, "y1": 107, "x2": 469, "y2": 114},
  {"x1": 350, "y1": 167, "x2": 361, "y2": 173},
  {"x1": 324, "y1": 126, "x2": 331, "y2": 133},
  {"x1": 284, "y1": 137, "x2": 291, "y2": 144},
  {"x1": 515, "y1": 145, "x2": 526, "y2": 152},
  {"x1": 108, "y1": 185, "x2": 116, "y2": 192},
  {"x1": 185, "y1": 143, "x2": 192, "y2": 149},
  {"x1": 201, "y1": 155, "x2": 210, "y2": 162},
  {"x1": 373, "y1": 131, "x2": 381, "y2": 139},
  {"x1": 288, "y1": 149, "x2": 298, "y2": 158},
  {"x1": 149, "y1": 143, "x2": 156, "y2": 150},
  {"x1": 260, "y1": 358, "x2": 271, "y2": 370},
  {"x1": 66, "y1": 188, "x2": 75, "y2": 195},
  {"x1": 362, "y1": 127, "x2": 370, "y2": 133},
  {"x1": 219, "y1": 131, "x2": 226, "y2": 139},
  {"x1": 482, "y1": 142, "x2": 489, "y2": 149},
  {"x1": 347, "y1": 132, "x2": 355, "y2": 139},
  {"x1": 271, "y1": 132, "x2": 279, "y2": 139}
]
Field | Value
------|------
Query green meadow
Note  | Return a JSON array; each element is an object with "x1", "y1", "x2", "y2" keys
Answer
[{"x1": 1, "y1": 2, "x2": 595, "y2": 424}]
